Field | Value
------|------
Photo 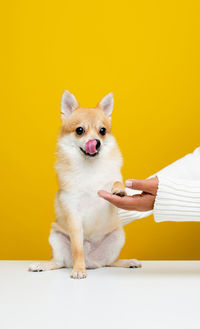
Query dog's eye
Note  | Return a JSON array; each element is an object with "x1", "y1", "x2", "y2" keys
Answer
[
  {"x1": 99, "y1": 127, "x2": 106, "y2": 136},
  {"x1": 76, "y1": 127, "x2": 85, "y2": 135}
]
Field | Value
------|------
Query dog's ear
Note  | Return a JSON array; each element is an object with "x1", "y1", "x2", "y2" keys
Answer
[
  {"x1": 98, "y1": 93, "x2": 114, "y2": 117},
  {"x1": 61, "y1": 90, "x2": 79, "y2": 120}
]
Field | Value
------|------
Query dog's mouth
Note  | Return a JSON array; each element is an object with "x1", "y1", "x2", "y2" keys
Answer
[
  {"x1": 80, "y1": 139, "x2": 101, "y2": 157},
  {"x1": 80, "y1": 147, "x2": 99, "y2": 157}
]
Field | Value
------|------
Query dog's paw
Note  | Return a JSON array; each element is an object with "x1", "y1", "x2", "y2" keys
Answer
[
  {"x1": 70, "y1": 269, "x2": 87, "y2": 279},
  {"x1": 112, "y1": 187, "x2": 127, "y2": 197},
  {"x1": 111, "y1": 181, "x2": 127, "y2": 197},
  {"x1": 112, "y1": 189, "x2": 127, "y2": 197},
  {"x1": 128, "y1": 259, "x2": 142, "y2": 268},
  {"x1": 28, "y1": 263, "x2": 46, "y2": 272}
]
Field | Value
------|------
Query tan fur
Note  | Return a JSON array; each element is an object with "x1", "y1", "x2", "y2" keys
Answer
[
  {"x1": 60, "y1": 107, "x2": 111, "y2": 137},
  {"x1": 53, "y1": 196, "x2": 87, "y2": 278},
  {"x1": 111, "y1": 181, "x2": 127, "y2": 197},
  {"x1": 68, "y1": 220, "x2": 86, "y2": 278}
]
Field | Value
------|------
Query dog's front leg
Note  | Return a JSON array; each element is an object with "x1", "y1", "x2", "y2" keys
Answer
[{"x1": 68, "y1": 220, "x2": 87, "y2": 279}]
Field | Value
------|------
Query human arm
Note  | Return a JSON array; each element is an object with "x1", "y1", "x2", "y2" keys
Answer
[{"x1": 98, "y1": 147, "x2": 200, "y2": 225}]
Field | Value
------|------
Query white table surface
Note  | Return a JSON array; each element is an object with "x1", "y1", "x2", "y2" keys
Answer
[{"x1": 0, "y1": 261, "x2": 200, "y2": 329}]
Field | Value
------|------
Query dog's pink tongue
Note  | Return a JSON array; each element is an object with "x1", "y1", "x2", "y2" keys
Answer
[{"x1": 85, "y1": 139, "x2": 97, "y2": 154}]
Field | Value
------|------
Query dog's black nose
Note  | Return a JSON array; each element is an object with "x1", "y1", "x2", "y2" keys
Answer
[{"x1": 95, "y1": 139, "x2": 101, "y2": 150}]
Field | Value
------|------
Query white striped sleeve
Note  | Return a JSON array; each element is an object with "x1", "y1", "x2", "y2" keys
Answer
[
  {"x1": 118, "y1": 187, "x2": 153, "y2": 226},
  {"x1": 154, "y1": 176, "x2": 200, "y2": 222}
]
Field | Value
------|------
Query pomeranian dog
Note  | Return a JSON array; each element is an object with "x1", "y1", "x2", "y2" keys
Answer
[{"x1": 29, "y1": 91, "x2": 141, "y2": 279}]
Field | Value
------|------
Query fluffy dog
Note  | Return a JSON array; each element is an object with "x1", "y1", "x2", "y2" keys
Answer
[{"x1": 29, "y1": 91, "x2": 141, "y2": 278}]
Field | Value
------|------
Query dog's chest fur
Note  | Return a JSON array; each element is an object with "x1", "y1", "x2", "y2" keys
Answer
[
  {"x1": 62, "y1": 158, "x2": 121, "y2": 238},
  {"x1": 55, "y1": 141, "x2": 123, "y2": 239}
]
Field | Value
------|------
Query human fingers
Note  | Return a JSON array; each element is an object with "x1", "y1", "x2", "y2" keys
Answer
[
  {"x1": 125, "y1": 177, "x2": 158, "y2": 195},
  {"x1": 98, "y1": 190, "x2": 154, "y2": 211}
]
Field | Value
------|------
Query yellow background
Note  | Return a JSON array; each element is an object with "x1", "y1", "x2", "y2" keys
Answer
[{"x1": 1, "y1": 0, "x2": 200, "y2": 260}]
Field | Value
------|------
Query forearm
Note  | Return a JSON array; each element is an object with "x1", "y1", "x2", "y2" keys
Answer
[
  {"x1": 154, "y1": 175, "x2": 200, "y2": 222},
  {"x1": 118, "y1": 147, "x2": 200, "y2": 225}
]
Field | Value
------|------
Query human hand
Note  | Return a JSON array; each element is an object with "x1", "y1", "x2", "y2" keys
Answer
[{"x1": 98, "y1": 177, "x2": 158, "y2": 211}]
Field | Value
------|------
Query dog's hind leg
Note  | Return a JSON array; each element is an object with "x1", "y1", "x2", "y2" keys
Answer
[
  {"x1": 107, "y1": 259, "x2": 142, "y2": 268},
  {"x1": 28, "y1": 259, "x2": 63, "y2": 272},
  {"x1": 28, "y1": 229, "x2": 73, "y2": 272},
  {"x1": 85, "y1": 227, "x2": 125, "y2": 269}
]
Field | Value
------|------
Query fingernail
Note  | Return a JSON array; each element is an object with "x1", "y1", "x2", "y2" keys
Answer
[{"x1": 125, "y1": 179, "x2": 133, "y2": 187}]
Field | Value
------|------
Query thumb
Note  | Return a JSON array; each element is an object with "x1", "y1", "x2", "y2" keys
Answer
[{"x1": 125, "y1": 178, "x2": 156, "y2": 194}]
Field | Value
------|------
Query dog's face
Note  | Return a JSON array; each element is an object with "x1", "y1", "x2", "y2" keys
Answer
[{"x1": 59, "y1": 91, "x2": 115, "y2": 158}]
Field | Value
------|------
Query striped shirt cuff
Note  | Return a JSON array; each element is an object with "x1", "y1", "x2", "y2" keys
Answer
[{"x1": 154, "y1": 175, "x2": 200, "y2": 222}]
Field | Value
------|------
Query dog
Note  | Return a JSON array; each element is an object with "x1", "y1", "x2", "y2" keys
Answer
[{"x1": 29, "y1": 91, "x2": 141, "y2": 278}]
